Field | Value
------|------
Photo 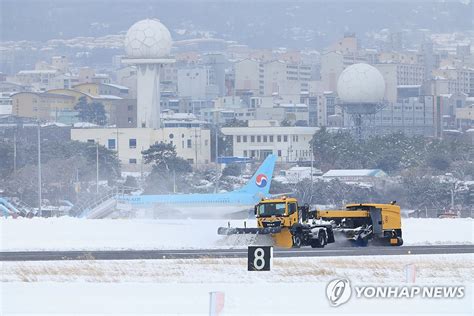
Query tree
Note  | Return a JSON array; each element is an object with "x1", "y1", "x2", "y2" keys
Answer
[
  {"x1": 222, "y1": 163, "x2": 241, "y2": 177},
  {"x1": 142, "y1": 142, "x2": 192, "y2": 194},
  {"x1": 222, "y1": 119, "x2": 248, "y2": 127},
  {"x1": 280, "y1": 119, "x2": 293, "y2": 127},
  {"x1": 74, "y1": 97, "x2": 107, "y2": 126},
  {"x1": 74, "y1": 97, "x2": 90, "y2": 122},
  {"x1": 0, "y1": 139, "x2": 120, "y2": 204},
  {"x1": 310, "y1": 128, "x2": 363, "y2": 170},
  {"x1": 89, "y1": 101, "x2": 107, "y2": 125},
  {"x1": 142, "y1": 142, "x2": 191, "y2": 173}
]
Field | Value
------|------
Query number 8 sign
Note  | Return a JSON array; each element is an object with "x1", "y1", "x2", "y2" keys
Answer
[{"x1": 248, "y1": 246, "x2": 272, "y2": 271}]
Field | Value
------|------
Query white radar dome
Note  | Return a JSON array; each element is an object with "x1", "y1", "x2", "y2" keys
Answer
[
  {"x1": 124, "y1": 19, "x2": 172, "y2": 58},
  {"x1": 337, "y1": 63, "x2": 385, "y2": 104}
]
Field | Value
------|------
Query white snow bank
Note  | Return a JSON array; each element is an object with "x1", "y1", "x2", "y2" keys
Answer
[
  {"x1": 402, "y1": 218, "x2": 474, "y2": 245},
  {"x1": 1, "y1": 254, "x2": 473, "y2": 315},
  {"x1": 0, "y1": 217, "x2": 472, "y2": 251}
]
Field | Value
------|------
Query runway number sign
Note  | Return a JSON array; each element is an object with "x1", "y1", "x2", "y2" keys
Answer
[{"x1": 248, "y1": 246, "x2": 272, "y2": 271}]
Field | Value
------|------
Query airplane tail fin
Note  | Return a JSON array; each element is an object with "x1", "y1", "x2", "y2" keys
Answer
[{"x1": 236, "y1": 154, "x2": 276, "y2": 196}]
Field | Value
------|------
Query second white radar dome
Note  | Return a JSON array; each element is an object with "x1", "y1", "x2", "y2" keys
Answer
[{"x1": 337, "y1": 63, "x2": 385, "y2": 104}]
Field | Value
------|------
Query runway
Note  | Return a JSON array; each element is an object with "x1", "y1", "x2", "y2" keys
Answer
[{"x1": 1, "y1": 244, "x2": 473, "y2": 261}]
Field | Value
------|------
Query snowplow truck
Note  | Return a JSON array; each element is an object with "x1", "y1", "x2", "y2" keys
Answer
[
  {"x1": 315, "y1": 202, "x2": 403, "y2": 246},
  {"x1": 217, "y1": 198, "x2": 403, "y2": 248},
  {"x1": 218, "y1": 197, "x2": 335, "y2": 248}
]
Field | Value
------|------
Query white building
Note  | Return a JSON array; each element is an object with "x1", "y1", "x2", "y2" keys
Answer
[
  {"x1": 276, "y1": 166, "x2": 323, "y2": 184},
  {"x1": 322, "y1": 169, "x2": 387, "y2": 185},
  {"x1": 234, "y1": 59, "x2": 313, "y2": 97},
  {"x1": 222, "y1": 123, "x2": 318, "y2": 162},
  {"x1": 177, "y1": 66, "x2": 219, "y2": 100},
  {"x1": 0, "y1": 92, "x2": 12, "y2": 115},
  {"x1": 71, "y1": 126, "x2": 211, "y2": 169}
]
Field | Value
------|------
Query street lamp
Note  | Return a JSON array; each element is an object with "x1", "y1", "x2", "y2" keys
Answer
[
  {"x1": 96, "y1": 141, "x2": 99, "y2": 195},
  {"x1": 37, "y1": 121, "x2": 42, "y2": 217}
]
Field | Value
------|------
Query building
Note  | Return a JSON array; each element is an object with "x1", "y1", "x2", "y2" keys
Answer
[
  {"x1": 11, "y1": 92, "x2": 76, "y2": 122},
  {"x1": 177, "y1": 66, "x2": 219, "y2": 100},
  {"x1": 456, "y1": 103, "x2": 474, "y2": 130},
  {"x1": 371, "y1": 96, "x2": 438, "y2": 137},
  {"x1": 222, "y1": 122, "x2": 318, "y2": 162},
  {"x1": 234, "y1": 59, "x2": 261, "y2": 95},
  {"x1": 0, "y1": 92, "x2": 13, "y2": 115},
  {"x1": 433, "y1": 66, "x2": 473, "y2": 96},
  {"x1": 234, "y1": 59, "x2": 313, "y2": 97},
  {"x1": 73, "y1": 82, "x2": 130, "y2": 98},
  {"x1": 71, "y1": 126, "x2": 211, "y2": 168},
  {"x1": 12, "y1": 89, "x2": 137, "y2": 127},
  {"x1": 254, "y1": 103, "x2": 309, "y2": 125},
  {"x1": 202, "y1": 53, "x2": 227, "y2": 97},
  {"x1": 322, "y1": 169, "x2": 388, "y2": 185},
  {"x1": 375, "y1": 63, "x2": 425, "y2": 103},
  {"x1": 15, "y1": 70, "x2": 59, "y2": 91}
]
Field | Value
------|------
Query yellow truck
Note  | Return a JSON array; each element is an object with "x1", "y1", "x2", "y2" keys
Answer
[{"x1": 218, "y1": 197, "x2": 403, "y2": 248}]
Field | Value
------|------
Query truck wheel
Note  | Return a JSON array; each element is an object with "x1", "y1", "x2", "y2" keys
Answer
[
  {"x1": 292, "y1": 235, "x2": 302, "y2": 248},
  {"x1": 311, "y1": 231, "x2": 325, "y2": 248}
]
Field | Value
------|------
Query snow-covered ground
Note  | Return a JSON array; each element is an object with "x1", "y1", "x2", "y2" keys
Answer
[
  {"x1": 1, "y1": 254, "x2": 473, "y2": 315},
  {"x1": 0, "y1": 217, "x2": 472, "y2": 251}
]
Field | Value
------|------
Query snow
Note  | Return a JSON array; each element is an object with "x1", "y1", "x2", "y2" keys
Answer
[
  {"x1": 0, "y1": 217, "x2": 472, "y2": 251},
  {"x1": 1, "y1": 254, "x2": 473, "y2": 315}
]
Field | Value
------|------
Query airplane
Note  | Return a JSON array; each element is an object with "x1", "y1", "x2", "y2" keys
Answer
[{"x1": 117, "y1": 154, "x2": 277, "y2": 218}]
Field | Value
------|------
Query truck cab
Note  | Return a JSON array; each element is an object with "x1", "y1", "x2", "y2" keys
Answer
[{"x1": 254, "y1": 197, "x2": 303, "y2": 229}]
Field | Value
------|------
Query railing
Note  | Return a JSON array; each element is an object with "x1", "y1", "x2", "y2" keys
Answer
[
  {"x1": 70, "y1": 186, "x2": 138, "y2": 218},
  {"x1": 9, "y1": 199, "x2": 35, "y2": 217}
]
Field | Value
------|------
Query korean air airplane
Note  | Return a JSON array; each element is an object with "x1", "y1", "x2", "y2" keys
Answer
[{"x1": 118, "y1": 154, "x2": 277, "y2": 218}]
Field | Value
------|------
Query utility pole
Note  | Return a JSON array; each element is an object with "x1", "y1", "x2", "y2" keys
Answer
[
  {"x1": 310, "y1": 150, "x2": 314, "y2": 205},
  {"x1": 96, "y1": 142, "x2": 99, "y2": 194},
  {"x1": 215, "y1": 125, "x2": 219, "y2": 193},
  {"x1": 37, "y1": 122, "x2": 42, "y2": 217},
  {"x1": 215, "y1": 125, "x2": 219, "y2": 163},
  {"x1": 13, "y1": 131, "x2": 17, "y2": 173},
  {"x1": 116, "y1": 127, "x2": 120, "y2": 162}
]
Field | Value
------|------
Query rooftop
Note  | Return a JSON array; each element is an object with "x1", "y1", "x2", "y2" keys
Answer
[{"x1": 323, "y1": 169, "x2": 387, "y2": 177}]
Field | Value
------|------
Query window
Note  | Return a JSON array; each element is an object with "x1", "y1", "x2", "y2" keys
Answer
[
  {"x1": 257, "y1": 136, "x2": 261, "y2": 142},
  {"x1": 107, "y1": 139, "x2": 116, "y2": 150},
  {"x1": 128, "y1": 117, "x2": 133, "y2": 123},
  {"x1": 277, "y1": 135, "x2": 281, "y2": 142},
  {"x1": 269, "y1": 136, "x2": 274, "y2": 142},
  {"x1": 251, "y1": 136, "x2": 255, "y2": 142},
  {"x1": 129, "y1": 159, "x2": 137, "y2": 164},
  {"x1": 187, "y1": 139, "x2": 192, "y2": 148},
  {"x1": 169, "y1": 133, "x2": 174, "y2": 139},
  {"x1": 129, "y1": 138, "x2": 137, "y2": 148},
  {"x1": 278, "y1": 150, "x2": 282, "y2": 157},
  {"x1": 127, "y1": 105, "x2": 133, "y2": 111},
  {"x1": 243, "y1": 136, "x2": 247, "y2": 142},
  {"x1": 263, "y1": 136, "x2": 267, "y2": 142},
  {"x1": 283, "y1": 135, "x2": 288, "y2": 142},
  {"x1": 237, "y1": 135, "x2": 241, "y2": 142},
  {"x1": 243, "y1": 150, "x2": 247, "y2": 157},
  {"x1": 257, "y1": 203, "x2": 286, "y2": 216},
  {"x1": 288, "y1": 203, "x2": 297, "y2": 215},
  {"x1": 87, "y1": 139, "x2": 95, "y2": 144}
]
